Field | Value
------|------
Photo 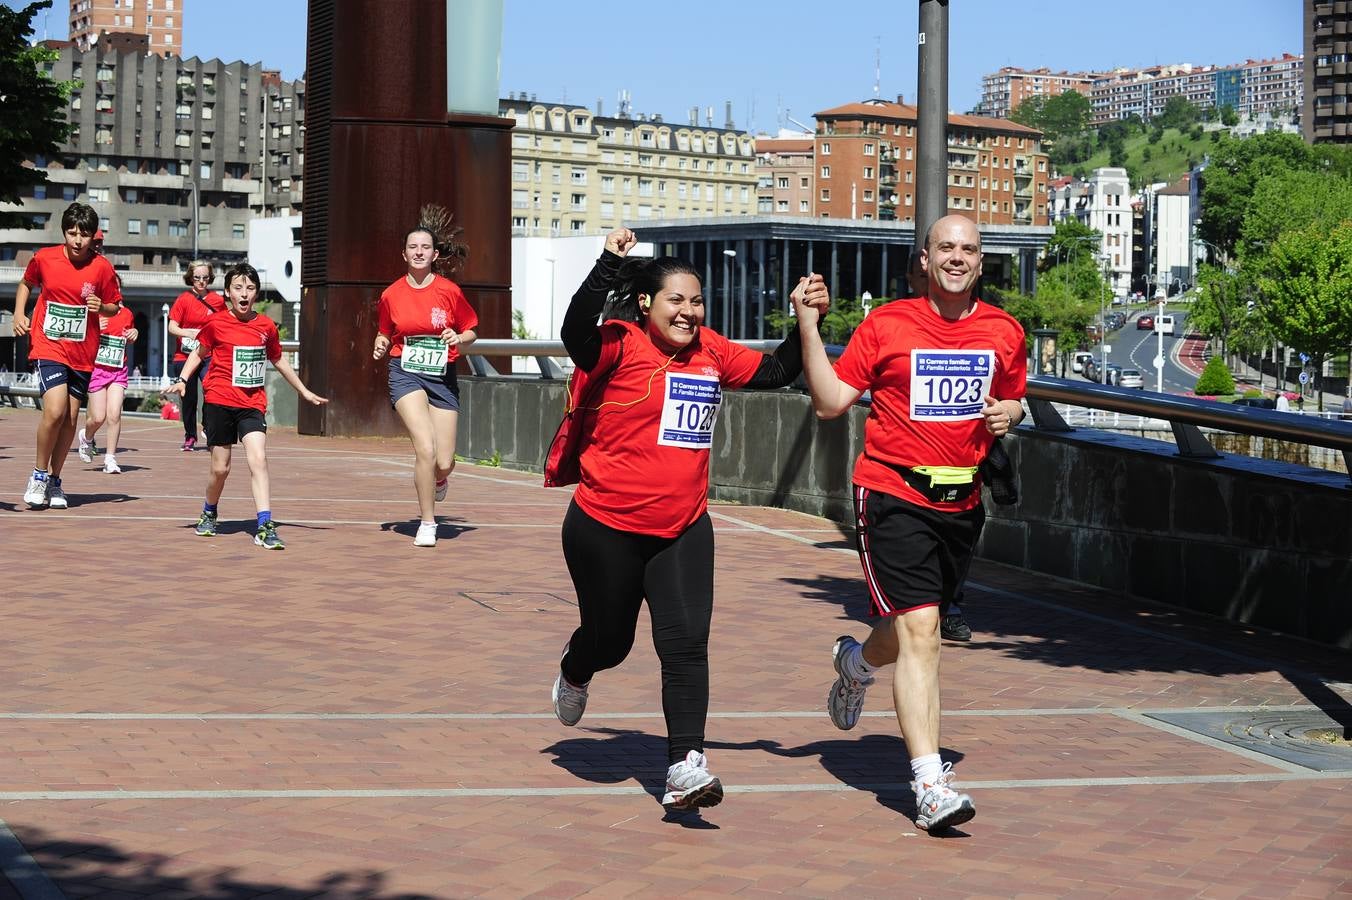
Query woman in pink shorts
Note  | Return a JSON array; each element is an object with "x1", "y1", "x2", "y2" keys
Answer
[{"x1": 79, "y1": 303, "x2": 138, "y2": 473}]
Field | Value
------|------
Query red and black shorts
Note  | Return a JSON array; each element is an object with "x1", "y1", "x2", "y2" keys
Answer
[{"x1": 852, "y1": 484, "x2": 985, "y2": 617}]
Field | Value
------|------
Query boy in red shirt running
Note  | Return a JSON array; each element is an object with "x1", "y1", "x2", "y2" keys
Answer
[
  {"x1": 12, "y1": 202, "x2": 123, "y2": 509},
  {"x1": 164, "y1": 262, "x2": 326, "y2": 549}
]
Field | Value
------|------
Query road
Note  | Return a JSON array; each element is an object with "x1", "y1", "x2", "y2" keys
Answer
[{"x1": 1096, "y1": 309, "x2": 1202, "y2": 395}]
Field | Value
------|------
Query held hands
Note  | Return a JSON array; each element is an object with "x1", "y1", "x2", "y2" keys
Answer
[
  {"x1": 372, "y1": 334, "x2": 391, "y2": 360},
  {"x1": 604, "y1": 228, "x2": 638, "y2": 257},
  {"x1": 981, "y1": 394, "x2": 1016, "y2": 437},
  {"x1": 790, "y1": 273, "x2": 831, "y2": 327}
]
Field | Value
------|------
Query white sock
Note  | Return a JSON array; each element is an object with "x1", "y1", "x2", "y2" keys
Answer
[
  {"x1": 842, "y1": 641, "x2": 877, "y2": 681},
  {"x1": 911, "y1": 753, "x2": 943, "y2": 787},
  {"x1": 420, "y1": 520, "x2": 436, "y2": 528}
]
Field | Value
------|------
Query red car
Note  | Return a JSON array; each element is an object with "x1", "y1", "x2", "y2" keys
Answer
[{"x1": 1136, "y1": 314, "x2": 1155, "y2": 331}]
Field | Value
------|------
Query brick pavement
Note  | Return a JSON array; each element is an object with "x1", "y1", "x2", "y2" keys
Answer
[{"x1": 0, "y1": 407, "x2": 1349, "y2": 898}]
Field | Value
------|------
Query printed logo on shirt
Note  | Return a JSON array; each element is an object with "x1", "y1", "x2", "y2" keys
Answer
[
  {"x1": 431, "y1": 307, "x2": 448, "y2": 330},
  {"x1": 81, "y1": 282, "x2": 96, "y2": 299}
]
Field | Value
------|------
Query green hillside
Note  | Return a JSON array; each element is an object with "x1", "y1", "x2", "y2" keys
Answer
[{"x1": 1059, "y1": 126, "x2": 1224, "y2": 188}]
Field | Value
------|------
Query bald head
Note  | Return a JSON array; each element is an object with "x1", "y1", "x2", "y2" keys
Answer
[{"x1": 920, "y1": 215, "x2": 983, "y2": 301}]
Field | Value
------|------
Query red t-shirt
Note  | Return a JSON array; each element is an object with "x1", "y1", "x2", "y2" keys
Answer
[
  {"x1": 834, "y1": 298, "x2": 1027, "y2": 511},
  {"x1": 93, "y1": 306, "x2": 136, "y2": 371},
  {"x1": 377, "y1": 275, "x2": 478, "y2": 362},
  {"x1": 22, "y1": 245, "x2": 122, "y2": 371},
  {"x1": 573, "y1": 320, "x2": 764, "y2": 537},
  {"x1": 196, "y1": 311, "x2": 282, "y2": 412},
  {"x1": 168, "y1": 289, "x2": 227, "y2": 361}
]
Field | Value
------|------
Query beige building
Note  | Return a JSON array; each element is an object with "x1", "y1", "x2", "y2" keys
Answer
[
  {"x1": 977, "y1": 67, "x2": 1096, "y2": 119},
  {"x1": 500, "y1": 96, "x2": 757, "y2": 236},
  {"x1": 69, "y1": 0, "x2": 184, "y2": 57},
  {"x1": 754, "y1": 137, "x2": 814, "y2": 216}
]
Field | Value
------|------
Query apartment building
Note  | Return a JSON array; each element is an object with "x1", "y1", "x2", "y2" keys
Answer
[
  {"x1": 754, "y1": 137, "x2": 814, "y2": 216},
  {"x1": 69, "y1": 0, "x2": 184, "y2": 57},
  {"x1": 1305, "y1": 1, "x2": 1352, "y2": 143},
  {"x1": 976, "y1": 67, "x2": 1096, "y2": 119},
  {"x1": 1045, "y1": 167, "x2": 1133, "y2": 295},
  {"x1": 812, "y1": 98, "x2": 1050, "y2": 226},
  {"x1": 500, "y1": 96, "x2": 757, "y2": 236},
  {"x1": 1089, "y1": 56, "x2": 1304, "y2": 126},
  {"x1": 0, "y1": 41, "x2": 305, "y2": 270}
]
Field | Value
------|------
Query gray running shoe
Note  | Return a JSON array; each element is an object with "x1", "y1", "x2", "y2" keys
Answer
[
  {"x1": 827, "y1": 635, "x2": 873, "y2": 730},
  {"x1": 552, "y1": 645, "x2": 589, "y2": 726},
  {"x1": 913, "y1": 764, "x2": 976, "y2": 832},
  {"x1": 254, "y1": 521, "x2": 285, "y2": 550},
  {"x1": 194, "y1": 511, "x2": 218, "y2": 537},
  {"x1": 434, "y1": 478, "x2": 449, "y2": 502},
  {"x1": 47, "y1": 482, "x2": 68, "y2": 509},
  {"x1": 23, "y1": 474, "x2": 49, "y2": 508},
  {"x1": 662, "y1": 750, "x2": 724, "y2": 810}
]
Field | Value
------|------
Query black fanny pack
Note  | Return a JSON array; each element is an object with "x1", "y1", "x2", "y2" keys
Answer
[{"x1": 867, "y1": 454, "x2": 979, "y2": 504}]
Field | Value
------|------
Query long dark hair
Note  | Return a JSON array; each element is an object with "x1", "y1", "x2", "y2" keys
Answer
[
  {"x1": 407, "y1": 203, "x2": 469, "y2": 277},
  {"x1": 603, "y1": 256, "x2": 701, "y2": 323}
]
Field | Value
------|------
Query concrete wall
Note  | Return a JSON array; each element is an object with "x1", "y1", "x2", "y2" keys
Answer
[{"x1": 425, "y1": 378, "x2": 1352, "y2": 648}]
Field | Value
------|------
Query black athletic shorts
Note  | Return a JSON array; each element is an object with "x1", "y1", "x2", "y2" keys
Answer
[
  {"x1": 203, "y1": 402, "x2": 267, "y2": 447},
  {"x1": 852, "y1": 484, "x2": 985, "y2": 617}
]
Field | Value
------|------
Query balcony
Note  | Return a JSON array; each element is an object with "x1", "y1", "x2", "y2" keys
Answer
[{"x1": 117, "y1": 172, "x2": 188, "y2": 189}]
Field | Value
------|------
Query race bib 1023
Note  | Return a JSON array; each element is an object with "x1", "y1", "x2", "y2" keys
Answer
[
  {"x1": 657, "y1": 372, "x2": 722, "y2": 449},
  {"x1": 910, "y1": 349, "x2": 995, "y2": 420}
]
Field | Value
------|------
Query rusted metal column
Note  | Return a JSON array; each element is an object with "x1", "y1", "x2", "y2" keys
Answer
[{"x1": 300, "y1": 0, "x2": 511, "y2": 436}]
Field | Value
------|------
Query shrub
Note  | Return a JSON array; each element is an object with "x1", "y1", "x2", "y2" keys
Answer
[
  {"x1": 137, "y1": 391, "x2": 166, "y2": 413},
  {"x1": 1243, "y1": 389, "x2": 1262, "y2": 399},
  {"x1": 1193, "y1": 356, "x2": 1236, "y2": 396}
]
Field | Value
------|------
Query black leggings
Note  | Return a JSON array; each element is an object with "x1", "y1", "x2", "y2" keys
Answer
[
  {"x1": 560, "y1": 501, "x2": 715, "y2": 764},
  {"x1": 171, "y1": 359, "x2": 205, "y2": 438}
]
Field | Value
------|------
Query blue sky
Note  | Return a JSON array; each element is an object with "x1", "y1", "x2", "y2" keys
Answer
[{"x1": 13, "y1": 0, "x2": 1302, "y2": 132}]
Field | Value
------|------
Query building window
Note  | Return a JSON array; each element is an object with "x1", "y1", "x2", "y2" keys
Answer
[
  {"x1": 863, "y1": 167, "x2": 873, "y2": 179},
  {"x1": 146, "y1": 219, "x2": 159, "y2": 235},
  {"x1": 820, "y1": 165, "x2": 830, "y2": 178},
  {"x1": 777, "y1": 199, "x2": 789, "y2": 211},
  {"x1": 863, "y1": 143, "x2": 874, "y2": 156},
  {"x1": 570, "y1": 167, "x2": 586, "y2": 185},
  {"x1": 776, "y1": 176, "x2": 789, "y2": 189},
  {"x1": 820, "y1": 142, "x2": 830, "y2": 155},
  {"x1": 820, "y1": 189, "x2": 830, "y2": 201},
  {"x1": 232, "y1": 223, "x2": 245, "y2": 239},
  {"x1": 601, "y1": 176, "x2": 615, "y2": 195}
]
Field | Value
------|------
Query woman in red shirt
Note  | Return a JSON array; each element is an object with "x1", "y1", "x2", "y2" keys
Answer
[
  {"x1": 79, "y1": 304, "x2": 138, "y2": 473},
  {"x1": 548, "y1": 228, "x2": 827, "y2": 812},
  {"x1": 373, "y1": 212, "x2": 478, "y2": 548},
  {"x1": 167, "y1": 261, "x2": 228, "y2": 451}
]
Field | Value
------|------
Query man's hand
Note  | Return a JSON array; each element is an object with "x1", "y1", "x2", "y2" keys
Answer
[
  {"x1": 981, "y1": 394, "x2": 1019, "y2": 437},
  {"x1": 604, "y1": 228, "x2": 637, "y2": 257}
]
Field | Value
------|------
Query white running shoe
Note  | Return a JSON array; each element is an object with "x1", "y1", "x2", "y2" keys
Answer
[
  {"x1": 434, "y1": 478, "x2": 449, "y2": 502},
  {"x1": 662, "y1": 750, "x2": 724, "y2": 811},
  {"x1": 103, "y1": 456, "x2": 121, "y2": 474},
  {"x1": 551, "y1": 671, "x2": 589, "y2": 727},
  {"x1": 827, "y1": 635, "x2": 874, "y2": 730},
  {"x1": 913, "y1": 763, "x2": 976, "y2": 832},
  {"x1": 413, "y1": 521, "x2": 438, "y2": 547},
  {"x1": 47, "y1": 482, "x2": 69, "y2": 509},
  {"x1": 23, "y1": 474, "x2": 49, "y2": 508},
  {"x1": 78, "y1": 434, "x2": 94, "y2": 463}
]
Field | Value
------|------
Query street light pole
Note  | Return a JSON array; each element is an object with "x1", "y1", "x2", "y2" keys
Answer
[
  {"x1": 160, "y1": 303, "x2": 170, "y2": 382},
  {"x1": 1154, "y1": 287, "x2": 1167, "y2": 393},
  {"x1": 1098, "y1": 253, "x2": 1109, "y2": 382},
  {"x1": 190, "y1": 176, "x2": 199, "y2": 259},
  {"x1": 722, "y1": 248, "x2": 736, "y2": 337}
]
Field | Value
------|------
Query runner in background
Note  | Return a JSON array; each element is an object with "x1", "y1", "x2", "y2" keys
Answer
[
  {"x1": 372, "y1": 205, "x2": 477, "y2": 548},
  {"x1": 548, "y1": 227, "x2": 828, "y2": 812},
  {"x1": 165, "y1": 262, "x2": 327, "y2": 549},
  {"x1": 12, "y1": 202, "x2": 122, "y2": 509},
  {"x1": 79, "y1": 301, "x2": 138, "y2": 473},
  {"x1": 167, "y1": 261, "x2": 227, "y2": 451}
]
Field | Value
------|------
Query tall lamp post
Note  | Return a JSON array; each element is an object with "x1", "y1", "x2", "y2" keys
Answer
[
  {"x1": 1154, "y1": 287, "x2": 1167, "y2": 393},
  {"x1": 722, "y1": 248, "x2": 736, "y2": 337},
  {"x1": 1097, "y1": 253, "x2": 1110, "y2": 382},
  {"x1": 160, "y1": 303, "x2": 170, "y2": 382}
]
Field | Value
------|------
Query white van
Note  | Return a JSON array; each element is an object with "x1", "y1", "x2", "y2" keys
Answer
[
  {"x1": 1156, "y1": 315, "x2": 1176, "y2": 336},
  {"x1": 1071, "y1": 351, "x2": 1095, "y2": 374}
]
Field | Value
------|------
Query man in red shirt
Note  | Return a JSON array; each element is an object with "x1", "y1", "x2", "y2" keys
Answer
[
  {"x1": 12, "y1": 203, "x2": 123, "y2": 509},
  {"x1": 794, "y1": 215, "x2": 1027, "y2": 833}
]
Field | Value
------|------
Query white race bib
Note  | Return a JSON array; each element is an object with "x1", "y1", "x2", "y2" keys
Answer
[
  {"x1": 401, "y1": 335, "x2": 449, "y2": 375},
  {"x1": 42, "y1": 302, "x2": 89, "y2": 341},
  {"x1": 232, "y1": 345, "x2": 266, "y2": 388},
  {"x1": 95, "y1": 334, "x2": 126, "y2": 368},
  {"x1": 181, "y1": 337, "x2": 200, "y2": 352},
  {"x1": 910, "y1": 350, "x2": 995, "y2": 421},
  {"x1": 657, "y1": 372, "x2": 722, "y2": 449}
]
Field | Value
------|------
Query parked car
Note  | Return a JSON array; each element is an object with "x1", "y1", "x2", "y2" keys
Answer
[
  {"x1": 1071, "y1": 351, "x2": 1095, "y2": 374},
  {"x1": 1119, "y1": 368, "x2": 1144, "y2": 388},
  {"x1": 1104, "y1": 364, "x2": 1122, "y2": 386},
  {"x1": 1232, "y1": 396, "x2": 1277, "y2": 409},
  {"x1": 1136, "y1": 315, "x2": 1155, "y2": 331},
  {"x1": 1082, "y1": 358, "x2": 1099, "y2": 382},
  {"x1": 1156, "y1": 315, "x2": 1176, "y2": 336}
]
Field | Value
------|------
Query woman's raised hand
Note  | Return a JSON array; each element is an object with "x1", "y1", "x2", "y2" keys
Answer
[{"x1": 605, "y1": 228, "x2": 638, "y2": 257}]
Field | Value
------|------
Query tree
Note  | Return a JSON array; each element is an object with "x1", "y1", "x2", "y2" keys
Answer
[
  {"x1": 1193, "y1": 356, "x2": 1236, "y2": 397},
  {"x1": 1189, "y1": 265, "x2": 1250, "y2": 362},
  {"x1": 0, "y1": 2, "x2": 74, "y2": 229},
  {"x1": 1040, "y1": 90, "x2": 1092, "y2": 141},
  {"x1": 1197, "y1": 132, "x2": 1320, "y2": 255},
  {"x1": 1220, "y1": 104, "x2": 1239, "y2": 127},
  {"x1": 1155, "y1": 96, "x2": 1200, "y2": 131},
  {"x1": 1238, "y1": 168, "x2": 1352, "y2": 265},
  {"x1": 1255, "y1": 222, "x2": 1352, "y2": 411}
]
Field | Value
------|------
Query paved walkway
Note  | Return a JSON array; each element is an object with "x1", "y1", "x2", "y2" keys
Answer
[{"x1": 1, "y1": 408, "x2": 1349, "y2": 899}]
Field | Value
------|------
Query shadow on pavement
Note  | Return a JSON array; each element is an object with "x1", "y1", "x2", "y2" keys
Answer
[{"x1": 1, "y1": 825, "x2": 439, "y2": 900}]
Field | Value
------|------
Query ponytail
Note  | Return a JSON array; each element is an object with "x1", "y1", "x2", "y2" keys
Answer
[
  {"x1": 603, "y1": 256, "x2": 700, "y2": 323},
  {"x1": 407, "y1": 203, "x2": 469, "y2": 277}
]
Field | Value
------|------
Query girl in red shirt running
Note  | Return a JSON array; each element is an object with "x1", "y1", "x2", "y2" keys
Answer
[
  {"x1": 373, "y1": 208, "x2": 478, "y2": 548},
  {"x1": 79, "y1": 304, "x2": 138, "y2": 474},
  {"x1": 548, "y1": 227, "x2": 828, "y2": 812}
]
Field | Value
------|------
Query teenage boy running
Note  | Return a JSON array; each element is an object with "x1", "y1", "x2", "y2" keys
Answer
[
  {"x1": 164, "y1": 262, "x2": 326, "y2": 549},
  {"x1": 12, "y1": 203, "x2": 122, "y2": 509}
]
